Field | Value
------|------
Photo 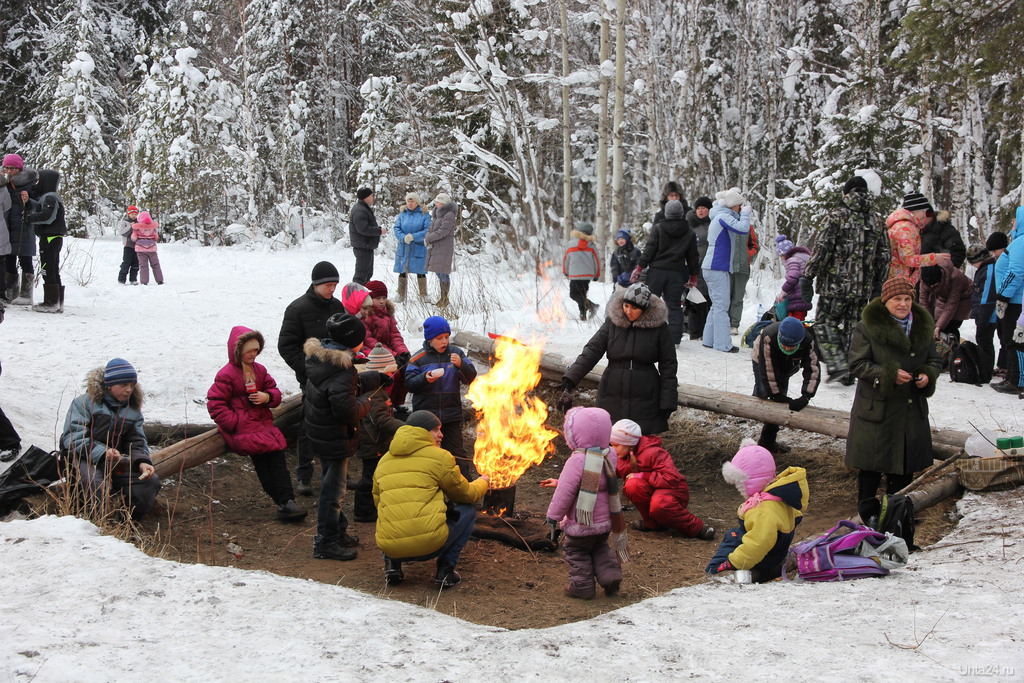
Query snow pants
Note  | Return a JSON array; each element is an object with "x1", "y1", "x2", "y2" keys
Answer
[
  {"x1": 250, "y1": 449, "x2": 296, "y2": 506},
  {"x1": 75, "y1": 459, "x2": 161, "y2": 520},
  {"x1": 623, "y1": 477, "x2": 704, "y2": 537},
  {"x1": 561, "y1": 532, "x2": 621, "y2": 599},
  {"x1": 137, "y1": 251, "x2": 163, "y2": 284}
]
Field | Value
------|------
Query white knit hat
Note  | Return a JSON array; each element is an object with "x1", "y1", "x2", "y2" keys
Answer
[
  {"x1": 715, "y1": 187, "x2": 747, "y2": 208},
  {"x1": 610, "y1": 419, "x2": 642, "y2": 446},
  {"x1": 434, "y1": 192, "x2": 453, "y2": 205}
]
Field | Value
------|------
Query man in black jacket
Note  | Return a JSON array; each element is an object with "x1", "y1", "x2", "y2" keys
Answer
[
  {"x1": 349, "y1": 187, "x2": 383, "y2": 284},
  {"x1": 635, "y1": 199, "x2": 699, "y2": 345},
  {"x1": 278, "y1": 261, "x2": 346, "y2": 494},
  {"x1": 751, "y1": 317, "x2": 820, "y2": 454},
  {"x1": 920, "y1": 209, "x2": 966, "y2": 269}
]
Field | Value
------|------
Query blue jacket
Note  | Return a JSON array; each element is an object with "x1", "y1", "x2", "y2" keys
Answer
[
  {"x1": 392, "y1": 207, "x2": 431, "y2": 275},
  {"x1": 994, "y1": 206, "x2": 1024, "y2": 303},
  {"x1": 61, "y1": 368, "x2": 151, "y2": 468},
  {"x1": 702, "y1": 204, "x2": 751, "y2": 272},
  {"x1": 405, "y1": 341, "x2": 477, "y2": 423}
]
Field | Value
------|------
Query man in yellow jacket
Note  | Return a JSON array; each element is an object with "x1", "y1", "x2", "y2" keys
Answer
[{"x1": 373, "y1": 410, "x2": 489, "y2": 588}]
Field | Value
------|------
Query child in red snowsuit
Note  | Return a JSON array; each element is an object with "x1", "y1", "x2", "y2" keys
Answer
[{"x1": 610, "y1": 419, "x2": 714, "y2": 540}]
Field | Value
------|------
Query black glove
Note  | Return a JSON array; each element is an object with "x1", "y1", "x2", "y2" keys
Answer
[
  {"x1": 556, "y1": 390, "x2": 574, "y2": 413},
  {"x1": 771, "y1": 395, "x2": 792, "y2": 406},
  {"x1": 789, "y1": 395, "x2": 810, "y2": 412},
  {"x1": 396, "y1": 351, "x2": 411, "y2": 367},
  {"x1": 545, "y1": 517, "x2": 562, "y2": 544}
]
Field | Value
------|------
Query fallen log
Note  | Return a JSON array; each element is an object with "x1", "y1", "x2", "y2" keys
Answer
[
  {"x1": 150, "y1": 394, "x2": 303, "y2": 479},
  {"x1": 453, "y1": 330, "x2": 970, "y2": 455}
]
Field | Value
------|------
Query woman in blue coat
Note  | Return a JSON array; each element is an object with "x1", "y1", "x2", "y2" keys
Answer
[{"x1": 392, "y1": 192, "x2": 431, "y2": 302}]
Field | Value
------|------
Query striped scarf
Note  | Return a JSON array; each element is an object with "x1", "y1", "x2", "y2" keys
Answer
[{"x1": 576, "y1": 447, "x2": 629, "y2": 563}]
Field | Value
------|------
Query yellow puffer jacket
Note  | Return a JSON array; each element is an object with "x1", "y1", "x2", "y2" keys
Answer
[
  {"x1": 729, "y1": 466, "x2": 809, "y2": 571},
  {"x1": 372, "y1": 424, "x2": 488, "y2": 559}
]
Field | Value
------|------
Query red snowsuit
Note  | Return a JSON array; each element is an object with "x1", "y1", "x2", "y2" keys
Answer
[{"x1": 615, "y1": 434, "x2": 704, "y2": 537}]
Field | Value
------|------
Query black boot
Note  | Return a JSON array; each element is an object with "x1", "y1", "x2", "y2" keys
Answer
[
  {"x1": 353, "y1": 490, "x2": 377, "y2": 523},
  {"x1": 32, "y1": 283, "x2": 61, "y2": 313},
  {"x1": 384, "y1": 558, "x2": 404, "y2": 585},
  {"x1": 313, "y1": 535, "x2": 358, "y2": 561},
  {"x1": 12, "y1": 272, "x2": 33, "y2": 305},
  {"x1": 435, "y1": 560, "x2": 461, "y2": 589},
  {"x1": 275, "y1": 499, "x2": 308, "y2": 522}
]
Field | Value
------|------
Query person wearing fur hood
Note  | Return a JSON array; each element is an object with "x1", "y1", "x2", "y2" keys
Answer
[
  {"x1": 206, "y1": 326, "x2": 306, "y2": 523},
  {"x1": 706, "y1": 441, "x2": 809, "y2": 583},
  {"x1": 560, "y1": 283, "x2": 678, "y2": 434},
  {"x1": 562, "y1": 221, "x2": 601, "y2": 320},
  {"x1": 59, "y1": 358, "x2": 161, "y2": 520},
  {"x1": 920, "y1": 209, "x2": 966, "y2": 269}
]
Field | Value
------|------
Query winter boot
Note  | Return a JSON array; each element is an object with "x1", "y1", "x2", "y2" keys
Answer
[
  {"x1": 434, "y1": 560, "x2": 461, "y2": 589},
  {"x1": 275, "y1": 499, "x2": 308, "y2": 522},
  {"x1": 58, "y1": 285, "x2": 64, "y2": 313},
  {"x1": 697, "y1": 524, "x2": 716, "y2": 540},
  {"x1": 312, "y1": 535, "x2": 358, "y2": 561},
  {"x1": 435, "y1": 280, "x2": 451, "y2": 308},
  {"x1": 296, "y1": 479, "x2": 313, "y2": 496},
  {"x1": 11, "y1": 273, "x2": 34, "y2": 305},
  {"x1": 32, "y1": 284, "x2": 61, "y2": 313},
  {"x1": 4, "y1": 272, "x2": 19, "y2": 302},
  {"x1": 384, "y1": 558, "x2": 405, "y2": 585},
  {"x1": 396, "y1": 275, "x2": 408, "y2": 303},
  {"x1": 352, "y1": 490, "x2": 377, "y2": 523},
  {"x1": 417, "y1": 276, "x2": 429, "y2": 302}
]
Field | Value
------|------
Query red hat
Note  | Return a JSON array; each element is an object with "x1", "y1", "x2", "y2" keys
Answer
[
  {"x1": 365, "y1": 280, "x2": 388, "y2": 299},
  {"x1": 127, "y1": 205, "x2": 140, "y2": 213}
]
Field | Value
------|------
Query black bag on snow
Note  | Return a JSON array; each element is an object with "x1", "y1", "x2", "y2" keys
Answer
[
  {"x1": 949, "y1": 340, "x2": 992, "y2": 385},
  {"x1": 876, "y1": 494, "x2": 916, "y2": 550},
  {"x1": 0, "y1": 446, "x2": 61, "y2": 515}
]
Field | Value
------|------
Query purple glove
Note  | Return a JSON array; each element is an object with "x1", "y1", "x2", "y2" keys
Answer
[{"x1": 630, "y1": 266, "x2": 643, "y2": 283}]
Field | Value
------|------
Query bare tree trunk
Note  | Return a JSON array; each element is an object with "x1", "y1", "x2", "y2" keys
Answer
[
  {"x1": 595, "y1": 13, "x2": 611, "y2": 241},
  {"x1": 610, "y1": 0, "x2": 626, "y2": 237},
  {"x1": 560, "y1": 0, "x2": 573, "y2": 238}
]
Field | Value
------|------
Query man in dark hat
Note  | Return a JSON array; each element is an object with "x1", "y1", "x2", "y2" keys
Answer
[
  {"x1": 349, "y1": 187, "x2": 384, "y2": 285},
  {"x1": 278, "y1": 261, "x2": 346, "y2": 494}
]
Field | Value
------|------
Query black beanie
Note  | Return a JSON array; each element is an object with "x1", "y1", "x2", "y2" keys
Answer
[
  {"x1": 986, "y1": 232, "x2": 1009, "y2": 252},
  {"x1": 406, "y1": 410, "x2": 441, "y2": 431},
  {"x1": 357, "y1": 187, "x2": 374, "y2": 200},
  {"x1": 694, "y1": 196, "x2": 713, "y2": 211},
  {"x1": 920, "y1": 265, "x2": 941, "y2": 286},
  {"x1": 325, "y1": 312, "x2": 366, "y2": 349},
  {"x1": 311, "y1": 261, "x2": 340, "y2": 285},
  {"x1": 842, "y1": 176, "x2": 868, "y2": 194}
]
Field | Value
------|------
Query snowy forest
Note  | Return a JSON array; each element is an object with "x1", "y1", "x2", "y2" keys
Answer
[{"x1": 0, "y1": 0, "x2": 1021, "y2": 261}]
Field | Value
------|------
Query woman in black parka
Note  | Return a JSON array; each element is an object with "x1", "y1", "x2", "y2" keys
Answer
[{"x1": 560, "y1": 283, "x2": 678, "y2": 434}]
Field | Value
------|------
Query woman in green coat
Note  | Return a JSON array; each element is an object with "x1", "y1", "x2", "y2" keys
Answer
[{"x1": 846, "y1": 276, "x2": 941, "y2": 519}]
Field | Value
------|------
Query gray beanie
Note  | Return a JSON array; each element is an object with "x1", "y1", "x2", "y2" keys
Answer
[
  {"x1": 406, "y1": 410, "x2": 441, "y2": 431},
  {"x1": 576, "y1": 221, "x2": 594, "y2": 235},
  {"x1": 665, "y1": 200, "x2": 684, "y2": 219}
]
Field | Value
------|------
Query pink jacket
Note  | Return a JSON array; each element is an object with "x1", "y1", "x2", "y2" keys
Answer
[
  {"x1": 131, "y1": 220, "x2": 160, "y2": 253},
  {"x1": 364, "y1": 300, "x2": 409, "y2": 356},
  {"x1": 206, "y1": 326, "x2": 287, "y2": 456},
  {"x1": 886, "y1": 208, "x2": 941, "y2": 285},
  {"x1": 546, "y1": 448, "x2": 618, "y2": 537}
]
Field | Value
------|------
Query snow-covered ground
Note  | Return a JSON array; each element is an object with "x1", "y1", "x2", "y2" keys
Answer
[{"x1": 1, "y1": 237, "x2": 1022, "y2": 681}]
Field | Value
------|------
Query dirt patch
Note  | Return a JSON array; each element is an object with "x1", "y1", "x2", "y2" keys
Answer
[{"x1": 115, "y1": 396, "x2": 957, "y2": 631}]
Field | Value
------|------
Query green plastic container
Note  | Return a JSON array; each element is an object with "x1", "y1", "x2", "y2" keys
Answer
[
  {"x1": 1011, "y1": 436, "x2": 1024, "y2": 448},
  {"x1": 996, "y1": 437, "x2": 1013, "y2": 450}
]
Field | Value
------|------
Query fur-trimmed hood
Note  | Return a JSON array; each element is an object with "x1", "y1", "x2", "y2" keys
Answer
[
  {"x1": 303, "y1": 337, "x2": 355, "y2": 369},
  {"x1": 606, "y1": 290, "x2": 669, "y2": 329},
  {"x1": 569, "y1": 229, "x2": 595, "y2": 242},
  {"x1": 228, "y1": 326, "x2": 264, "y2": 366},
  {"x1": 84, "y1": 367, "x2": 144, "y2": 409},
  {"x1": 372, "y1": 299, "x2": 397, "y2": 317},
  {"x1": 9, "y1": 168, "x2": 37, "y2": 192}
]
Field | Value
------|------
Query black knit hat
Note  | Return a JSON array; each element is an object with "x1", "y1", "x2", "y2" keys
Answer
[
  {"x1": 357, "y1": 187, "x2": 374, "y2": 200},
  {"x1": 902, "y1": 192, "x2": 932, "y2": 213},
  {"x1": 986, "y1": 232, "x2": 1009, "y2": 252},
  {"x1": 920, "y1": 265, "x2": 941, "y2": 286},
  {"x1": 842, "y1": 176, "x2": 868, "y2": 194},
  {"x1": 325, "y1": 312, "x2": 366, "y2": 349},
  {"x1": 311, "y1": 261, "x2": 340, "y2": 285},
  {"x1": 406, "y1": 410, "x2": 441, "y2": 431},
  {"x1": 694, "y1": 196, "x2": 713, "y2": 210}
]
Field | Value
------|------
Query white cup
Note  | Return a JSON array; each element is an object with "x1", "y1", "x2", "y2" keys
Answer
[{"x1": 734, "y1": 570, "x2": 753, "y2": 585}]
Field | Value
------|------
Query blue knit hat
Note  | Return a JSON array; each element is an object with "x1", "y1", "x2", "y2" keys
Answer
[
  {"x1": 615, "y1": 229, "x2": 631, "y2": 242},
  {"x1": 423, "y1": 315, "x2": 451, "y2": 341},
  {"x1": 778, "y1": 317, "x2": 805, "y2": 347},
  {"x1": 103, "y1": 358, "x2": 138, "y2": 386}
]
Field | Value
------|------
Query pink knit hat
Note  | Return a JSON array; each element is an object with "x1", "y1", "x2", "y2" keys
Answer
[
  {"x1": 722, "y1": 440, "x2": 777, "y2": 496},
  {"x1": 2, "y1": 154, "x2": 24, "y2": 170},
  {"x1": 563, "y1": 407, "x2": 612, "y2": 451}
]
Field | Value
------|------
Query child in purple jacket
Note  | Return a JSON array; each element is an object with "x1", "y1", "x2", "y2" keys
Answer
[{"x1": 545, "y1": 406, "x2": 626, "y2": 599}]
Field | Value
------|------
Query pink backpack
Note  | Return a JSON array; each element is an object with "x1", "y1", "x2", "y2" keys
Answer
[{"x1": 785, "y1": 520, "x2": 894, "y2": 582}]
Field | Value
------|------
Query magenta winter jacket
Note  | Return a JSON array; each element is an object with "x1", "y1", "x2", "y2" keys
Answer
[
  {"x1": 207, "y1": 326, "x2": 287, "y2": 456},
  {"x1": 545, "y1": 448, "x2": 618, "y2": 537},
  {"x1": 780, "y1": 246, "x2": 812, "y2": 312},
  {"x1": 364, "y1": 301, "x2": 409, "y2": 355}
]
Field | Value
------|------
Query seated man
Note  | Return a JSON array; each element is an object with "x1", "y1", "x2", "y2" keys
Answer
[
  {"x1": 751, "y1": 317, "x2": 821, "y2": 454},
  {"x1": 60, "y1": 358, "x2": 160, "y2": 520},
  {"x1": 372, "y1": 410, "x2": 489, "y2": 588}
]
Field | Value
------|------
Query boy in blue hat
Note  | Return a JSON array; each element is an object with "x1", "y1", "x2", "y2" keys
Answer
[
  {"x1": 405, "y1": 316, "x2": 478, "y2": 478},
  {"x1": 750, "y1": 316, "x2": 821, "y2": 454}
]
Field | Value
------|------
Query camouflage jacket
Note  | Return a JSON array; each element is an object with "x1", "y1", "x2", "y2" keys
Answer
[{"x1": 804, "y1": 191, "x2": 890, "y2": 302}]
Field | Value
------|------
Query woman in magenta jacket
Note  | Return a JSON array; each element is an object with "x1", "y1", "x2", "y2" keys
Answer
[{"x1": 207, "y1": 326, "x2": 307, "y2": 522}]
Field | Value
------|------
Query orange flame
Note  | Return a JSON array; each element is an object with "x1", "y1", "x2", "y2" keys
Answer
[{"x1": 467, "y1": 333, "x2": 559, "y2": 489}]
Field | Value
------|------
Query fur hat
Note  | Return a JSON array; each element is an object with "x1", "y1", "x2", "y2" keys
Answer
[
  {"x1": 722, "y1": 439, "x2": 777, "y2": 497},
  {"x1": 881, "y1": 277, "x2": 916, "y2": 303},
  {"x1": 406, "y1": 410, "x2": 441, "y2": 431},
  {"x1": 365, "y1": 280, "x2": 388, "y2": 299},
  {"x1": 610, "y1": 419, "x2": 642, "y2": 446},
  {"x1": 357, "y1": 187, "x2": 374, "y2": 200},
  {"x1": 311, "y1": 261, "x2": 340, "y2": 285},
  {"x1": 325, "y1": 312, "x2": 365, "y2": 349},
  {"x1": 778, "y1": 316, "x2": 806, "y2": 347},
  {"x1": 716, "y1": 187, "x2": 747, "y2": 209},
  {"x1": 623, "y1": 283, "x2": 652, "y2": 311},
  {"x1": 842, "y1": 175, "x2": 868, "y2": 195},
  {"x1": 694, "y1": 196, "x2": 713, "y2": 211},
  {"x1": 405, "y1": 192, "x2": 421, "y2": 205},
  {"x1": 2, "y1": 154, "x2": 24, "y2": 170},
  {"x1": 340, "y1": 283, "x2": 370, "y2": 315},
  {"x1": 985, "y1": 232, "x2": 1009, "y2": 252},
  {"x1": 902, "y1": 192, "x2": 932, "y2": 213},
  {"x1": 365, "y1": 343, "x2": 398, "y2": 374},
  {"x1": 563, "y1": 406, "x2": 612, "y2": 451},
  {"x1": 423, "y1": 315, "x2": 451, "y2": 341},
  {"x1": 965, "y1": 244, "x2": 990, "y2": 264},
  {"x1": 103, "y1": 358, "x2": 138, "y2": 386},
  {"x1": 664, "y1": 200, "x2": 684, "y2": 219},
  {"x1": 775, "y1": 234, "x2": 795, "y2": 257},
  {"x1": 433, "y1": 192, "x2": 453, "y2": 205},
  {"x1": 137, "y1": 211, "x2": 153, "y2": 224},
  {"x1": 576, "y1": 221, "x2": 594, "y2": 235}
]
